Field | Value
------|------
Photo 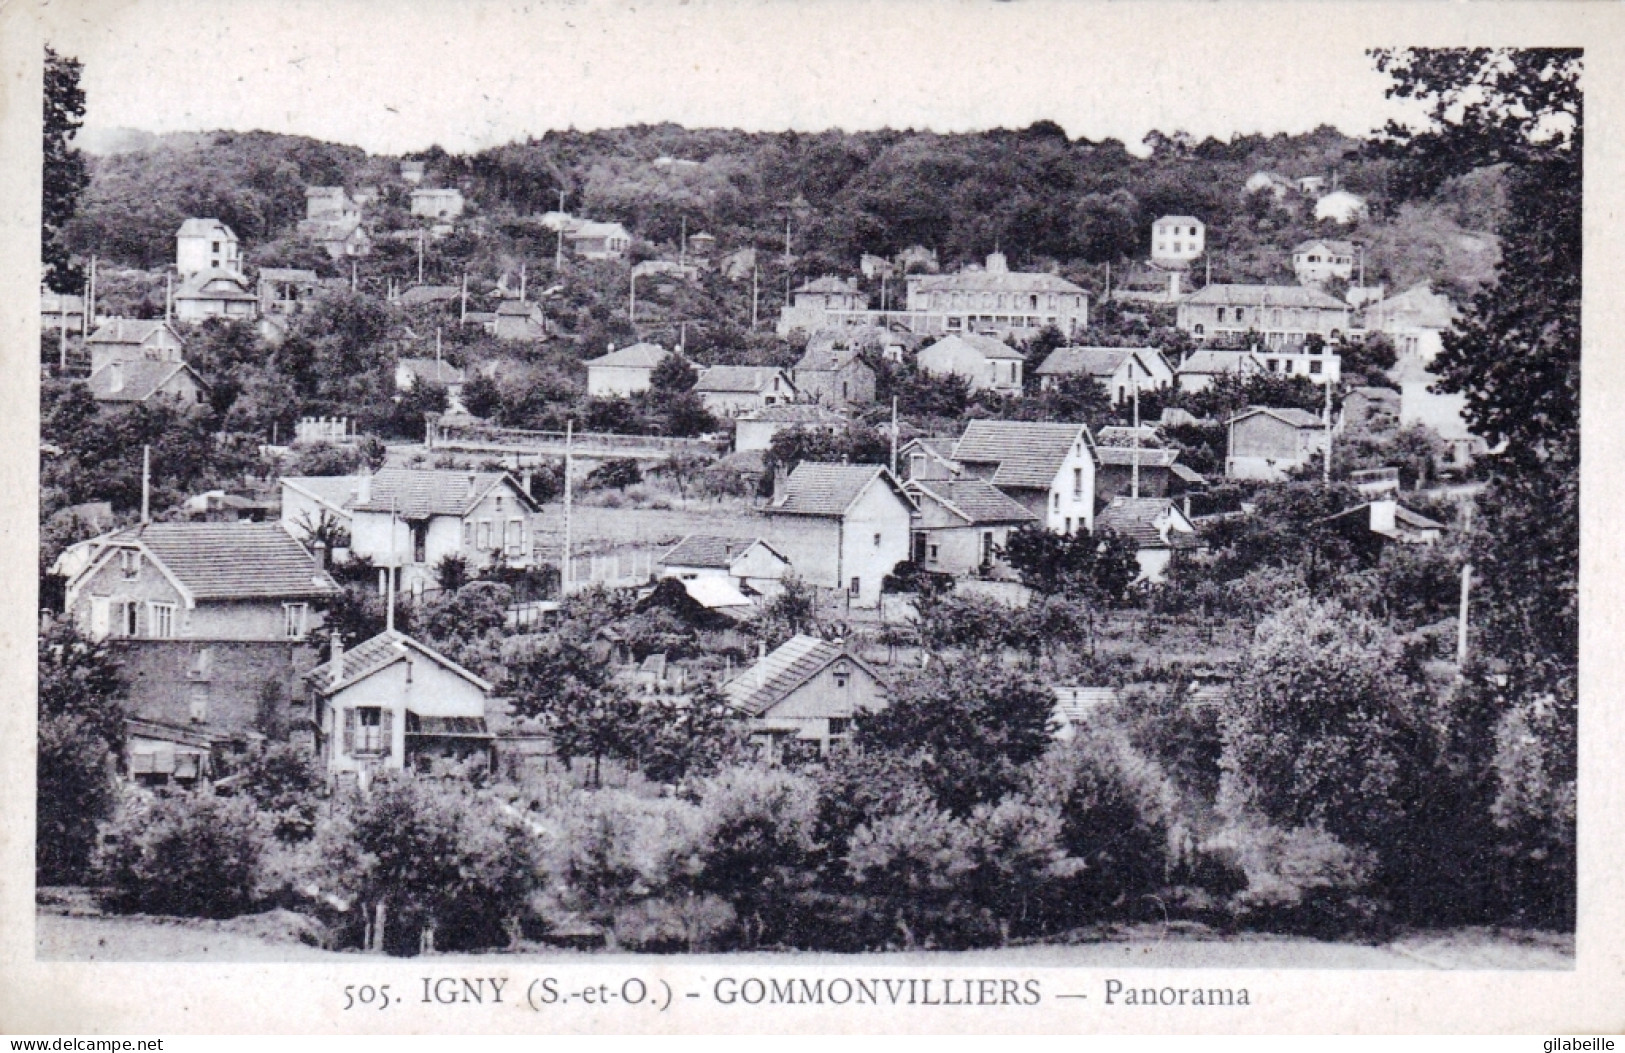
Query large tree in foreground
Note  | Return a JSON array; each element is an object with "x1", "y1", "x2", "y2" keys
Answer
[{"x1": 43, "y1": 46, "x2": 88, "y2": 294}]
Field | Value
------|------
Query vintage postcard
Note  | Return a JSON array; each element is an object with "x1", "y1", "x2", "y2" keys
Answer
[{"x1": 0, "y1": 0, "x2": 1620, "y2": 1035}]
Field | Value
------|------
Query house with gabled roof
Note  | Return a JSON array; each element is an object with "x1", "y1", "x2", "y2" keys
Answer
[
  {"x1": 793, "y1": 333, "x2": 877, "y2": 408},
  {"x1": 1034, "y1": 345, "x2": 1173, "y2": 404},
  {"x1": 917, "y1": 333, "x2": 1026, "y2": 395},
  {"x1": 1177, "y1": 283, "x2": 1350, "y2": 347},
  {"x1": 951, "y1": 420, "x2": 1097, "y2": 534},
  {"x1": 1226, "y1": 406, "x2": 1329, "y2": 480},
  {"x1": 342, "y1": 468, "x2": 541, "y2": 593},
  {"x1": 173, "y1": 268, "x2": 258, "y2": 322},
  {"x1": 735, "y1": 403, "x2": 847, "y2": 453},
  {"x1": 724, "y1": 634, "x2": 889, "y2": 762},
  {"x1": 176, "y1": 218, "x2": 241, "y2": 278},
  {"x1": 258, "y1": 268, "x2": 321, "y2": 316},
  {"x1": 86, "y1": 359, "x2": 210, "y2": 406},
  {"x1": 658, "y1": 535, "x2": 792, "y2": 597},
  {"x1": 491, "y1": 299, "x2": 547, "y2": 341},
  {"x1": 395, "y1": 357, "x2": 467, "y2": 399},
  {"x1": 903, "y1": 477, "x2": 1038, "y2": 577},
  {"x1": 898, "y1": 436, "x2": 963, "y2": 483},
  {"x1": 1292, "y1": 238, "x2": 1357, "y2": 286},
  {"x1": 1095, "y1": 496, "x2": 1201, "y2": 582},
  {"x1": 567, "y1": 220, "x2": 632, "y2": 259},
  {"x1": 84, "y1": 317, "x2": 185, "y2": 373},
  {"x1": 906, "y1": 252, "x2": 1089, "y2": 338},
  {"x1": 392, "y1": 283, "x2": 462, "y2": 307},
  {"x1": 760, "y1": 462, "x2": 915, "y2": 608},
  {"x1": 586, "y1": 342, "x2": 670, "y2": 397},
  {"x1": 1175, "y1": 348, "x2": 1265, "y2": 393},
  {"x1": 305, "y1": 629, "x2": 496, "y2": 788},
  {"x1": 693, "y1": 365, "x2": 796, "y2": 417}
]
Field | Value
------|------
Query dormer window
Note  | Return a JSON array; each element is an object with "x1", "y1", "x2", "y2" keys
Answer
[{"x1": 833, "y1": 660, "x2": 851, "y2": 689}]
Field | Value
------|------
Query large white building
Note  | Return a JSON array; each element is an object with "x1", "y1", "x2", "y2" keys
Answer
[
  {"x1": 1151, "y1": 216, "x2": 1204, "y2": 267},
  {"x1": 176, "y1": 218, "x2": 241, "y2": 278},
  {"x1": 905, "y1": 253, "x2": 1088, "y2": 339}
]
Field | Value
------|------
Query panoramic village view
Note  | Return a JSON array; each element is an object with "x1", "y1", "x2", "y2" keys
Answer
[{"x1": 35, "y1": 46, "x2": 1578, "y2": 964}]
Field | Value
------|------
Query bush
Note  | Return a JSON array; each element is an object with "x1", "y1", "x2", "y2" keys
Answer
[
  {"x1": 586, "y1": 458, "x2": 643, "y2": 491},
  {"x1": 1201, "y1": 818, "x2": 1378, "y2": 935},
  {"x1": 95, "y1": 790, "x2": 270, "y2": 918},
  {"x1": 690, "y1": 766, "x2": 820, "y2": 948}
]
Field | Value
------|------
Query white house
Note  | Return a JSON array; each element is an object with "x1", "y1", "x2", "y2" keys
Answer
[
  {"x1": 734, "y1": 403, "x2": 847, "y2": 454},
  {"x1": 176, "y1": 218, "x2": 241, "y2": 278},
  {"x1": 305, "y1": 630, "x2": 496, "y2": 788},
  {"x1": 1364, "y1": 283, "x2": 1457, "y2": 364},
  {"x1": 905, "y1": 253, "x2": 1089, "y2": 338},
  {"x1": 173, "y1": 269, "x2": 258, "y2": 322},
  {"x1": 1176, "y1": 283, "x2": 1351, "y2": 348},
  {"x1": 1292, "y1": 239, "x2": 1357, "y2": 286},
  {"x1": 725, "y1": 634, "x2": 890, "y2": 762},
  {"x1": 410, "y1": 188, "x2": 465, "y2": 220},
  {"x1": 585, "y1": 342, "x2": 670, "y2": 397},
  {"x1": 658, "y1": 535, "x2": 792, "y2": 597},
  {"x1": 759, "y1": 462, "x2": 916, "y2": 608},
  {"x1": 950, "y1": 420, "x2": 1097, "y2": 535},
  {"x1": 916, "y1": 333, "x2": 1025, "y2": 396},
  {"x1": 1033, "y1": 346, "x2": 1174, "y2": 404},
  {"x1": 693, "y1": 365, "x2": 796, "y2": 417},
  {"x1": 1151, "y1": 215, "x2": 1204, "y2": 267},
  {"x1": 1174, "y1": 349, "x2": 1265, "y2": 393},
  {"x1": 903, "y1": 477, "x2": 1038, "y2": 577},
  {"x1": 567, "y1": 220, "x2": 633, "y2": 259},
  {"x1": 1094, "y1": 496, "x2": 1201, "y2": 583},
  {"x1": 1226, "y1": 406, "x2": 1330, "y2": 480}
]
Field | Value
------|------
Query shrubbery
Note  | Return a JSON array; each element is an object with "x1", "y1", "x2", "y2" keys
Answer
[{"x1": 94, "y1": 790, "x2": 270, "y2": 917}]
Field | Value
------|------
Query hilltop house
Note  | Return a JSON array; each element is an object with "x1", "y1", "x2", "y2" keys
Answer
[
  {"x1": 567, "y1": 220, "x2": 632, "y2": 259},
  {"x1": 693, "y1": 365, "x2": 796, "y2": 417},
  {"x1": 1244, "y1": 171, "x2": 1293, "y2": 201},
  {"x1": 903, "y1": 477, "x2": 1038, "y2": 577},
  {"x1": 410, "y1": 188, "x2": 465, "y2": 220},
  {"x1": 305, "y1": 630, "x2": 497, "y2": 788},
  {"x1": 395, "y1": 357, "x2": 466, "y2": 400},
  {"x1": 84, "y1": 318, "x2": 185, "y2": 373},
  {"x1": 175, "y1": 218, "x2": 241, "y2": 278},
  {"x1": 491, "y1": 300, "x2": 547, "y2": 341},
  {"x1": 793, "y1": 334, "x2": 877, "y2": 408},
  {"x1": 951, "y1": 420, "x2": 1097, "y2": 535},
  {"x1": 173, "y1": 269, "x2": 258, "y2": 322},
  {"x1": 658, "y1": 535, "x2": 792, "y2": 597},
  {"x1": 905, "y1": 253, "x2": 1088, "y2": 338},
  {"x1": 917, "y1": 333, "x2": 1026, "y2": 395},
  {"x1": 1292, "y1": 239, "x2": 1357, "y2": 286},
  {"x1": 1095, "y1": 496, "x2": 1201, "y2": 583},
  {"x1": 1151, "y1": 216, "x2": 1205, "y2": 267},
  {"x1": 760, "y1": 463, "x2": 915, "y2": 608},
  {"x1": 725, "y1": 634, "x2": 889, "y2": 763},
  {"x1": 86, "y1": 359, "x2": 209, "y2": 406},
  {"x1": 1034, "y1": 346, "x2": 1173, "y2": 403},
  {"x1": 735, "y1": 403, "x2": 847, "y2": 454},
  {"x1": 1176, "y1": 284, "x2": 1351, "y2": 347},
  {"x1": 305, "y1": 186, "x2": 360, "y2": 223},
  {"x1": 1226, "y1": 406, "x2": 1329, "y2": 480},
  {"x1": 298, "y1": 215, "x2": 373, "y2": 258},
  {"x1": 258, "y1": 269, "x2": 320, "y2": 317},
  {"x1": 586, "y1": 343, "x2": 670, "y2": 397}
]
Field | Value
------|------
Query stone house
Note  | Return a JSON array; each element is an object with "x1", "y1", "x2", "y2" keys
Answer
[
  {"x1": 84, "y1": 318, "x2": 185, "y2": 374},
  {"x1": 903, "y1": 478, "x2": 1038, "y2": 577},
  {"x1": 693, "y1": 365, "x2": 797, "y2": 417},
  {"x1": 585, "y1": 342, "x2": 670, "y2": 397},
  {"x1": 1094, "y1": 496, "x2": 1201, "y2": 583},
  {"x1": 793, "y1": 335, "x2": 877, "y2": 409},
  {"x1": 950, "y1": 420, "x2": 1097, "y2": 534},
  {"x1": 491, "y1": 300, "x2": 547, "y2": 341},
  {"x1": 725, "y1": 634, "x2": 889, "y2": 763},
  {"x1": 1225, "y1": 406, "x2": 1330, "y2": 480},
  {"x1": 86, "y1": 359, "x2": 210, "y2": 407},
  {"x1": 1034, "y1": 345, "x2": 1174, "y2": 404},
  {"x1": 759, "y1": 462, "x2": 915, "y2": 608}
]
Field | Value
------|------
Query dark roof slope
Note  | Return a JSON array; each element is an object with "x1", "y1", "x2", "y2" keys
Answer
[
  {"x1": 305, "y1": 629, "x2": 493, "y2": 695},
  {"x1": 1036, "y1": 346, "x2": 1140, "y2": 377},
  {"x1": 724, "y1": 634, "x2": 883, "y2": 716},
  {"x1": 952, "y1": 420, "x2": 1091, "y2": 490},
  {"x1": 768, "y1": 463, "x2": 910, "y2": 517},
  {"x1": 907, "y1": 479, "x2": 1038, "y2": 525},
  {"x1": 132, "y1": 522, "x2": 339, "y2": 600},
  {"x1": 352, "y1": 468, "x2": 535, "y2": 518},
  {"x1": 660, "y1": 535, "x2": 784, "y2": 569},
  {"x1": 1184, "y1": 283, "x2": 1347, "y2": 310},
  {"x1": 86, "y1": 360, "x2": 207, "y2": 402}
]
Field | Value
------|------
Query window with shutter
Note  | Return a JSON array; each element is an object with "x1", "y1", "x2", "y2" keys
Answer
[
  {"x1": 343, "y1": 708, "x2": 357, "y2": 755},
  {"x1": 379, "y1": 709, "x2": 393, "y2": 758}
]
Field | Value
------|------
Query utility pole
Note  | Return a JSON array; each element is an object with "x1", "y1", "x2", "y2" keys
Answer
[
  {"x1": 1323, "y1": 369, "x2": 1334, "y2": 485},
  {"x1": 555, "y1": 189, "x2": 566, "y2": 270},
  {"x1": 751, "y1": 265, "x2": 760, "y2": 329},
  {"x1": 386, "y1": 496, "x2": 397, "y2": 632},
  {"x1": 1131, "y1": 357, "x2": 1141, "y2": 499},
  {"x1": 164, "y1": 273, "x2": 172, "y2": 325},
  {"x1": 141, "y1": 445, "x2": 151, "y2": 524},
  {"x1": 520, "y1": 261, "x2": 527, "y2": 302},
  {"x1": 889, "y1": 396, "x2": 899, "y2": 476},
  {"x1": 1205, "y1": 254, "x2": 1212, "y2": 288},
  {"x1": 460, "y1": 272, "x2": 468, "y2": 324},
  {"x1": 784, "y1": 215, "x2": 793, "y2": 304},
  {"x1": 351, "y1": 258, "x2": 358, "y2": 293},
  {"x1": 1457, "y1": 563, "x2": 1472, "y2": 668},
  {"x1": 417, "y1": 230, "x2": 425, "y2": 285},
  {"x1": 629, "y1": 271, "x2": 637, "y2": 324},
  {"x1": 1105, "y1": 260, "x2": 1112, "y2": 301},
  {"x1": 57, "y1": 305, "x2": 67, "y2": 374},
  {"x1": 679, "y1": 216, "x2": 687, "y2": 268},
  {"x1": 562, "y1": 420, "x2": 574, "y2": 597},
  {"x1": 435, "y1": 326, "x2": 443, "y2": 369}
]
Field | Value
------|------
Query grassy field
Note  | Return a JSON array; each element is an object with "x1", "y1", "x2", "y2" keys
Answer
[{"x1": 36, "y1": 909, "x2": 1573, "y2": 969}]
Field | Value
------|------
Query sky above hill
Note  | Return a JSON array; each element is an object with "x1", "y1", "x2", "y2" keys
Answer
[{"x1": 40, "y1": 0, "x2": 1458, "y2": 157}]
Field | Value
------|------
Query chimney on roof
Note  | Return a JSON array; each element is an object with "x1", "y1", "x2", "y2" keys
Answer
[
  {"x1": 771, "y1": 464, "x2": 788, "y2": 505},
  {"x1": 313, "y1": 540, "x2": 328, "y2": 571},
  {"x1": 467, "y1": 472, "x2": 478, "y2": 495},
  {"x1": 755, "y1": 640, "x2": 767, "y2": 688},
  {"x1": 329, "y1": 632, "x2": 344, "y2": 690},
  {"x1": 522, "y1": 470, "x2": 533, "y2": 499}
]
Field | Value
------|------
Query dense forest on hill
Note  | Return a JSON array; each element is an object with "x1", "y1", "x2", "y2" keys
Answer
[{"x1": 65, "y1": 122, "x2": 1503, "y2": 298}]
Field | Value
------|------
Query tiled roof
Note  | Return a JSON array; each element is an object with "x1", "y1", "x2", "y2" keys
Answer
[
  {"x1": 259, "y1": 268, "x2": 319, "y2": 283},
  {"x1": 1394, "y1": 504, "x2": 1447, "y2": 531},
  {"x1": 128, "y1": 522, "x2": 339, "y2": 600},
  {"x1": 569, "y1": 220, "x2": 630, "y2": 239},
  {"x1": 740, "y1": 403, "x2": 847, "y2": 425},
  {"x1": 681, "y1": 576, "x2": 753, "y2": 610},
  {"x1": 1096, "y1": 497, "x2": 1181, "y2": 547},
  {"x1": 86, "y1": 318, "x2": 176, "y2": 346},
  {"x1": 177, "y1": 218, "x2": 235, "y2": 239},
  {"x1": 351, "y1": 468, "x2": 532, "y2": 518},
  {"x1": 923, "y1": 333, "x2": 1025, "y2": 361},
  {"x1": 1368, "y1": 283, "x2": 1457, "y2": 330},
  {"x1": 86, "y1": 360, "x2": 206, "y2": 402},
  {"x1": 1183, "y1": 284, "x2": 1347, "y2": 309},
  {"x1": 1293, "y1": 238, "x2": 1357, "y2": 255},
  {"x1": 1035, "y1": 346, "x2": 1140, "y2": 377},
  {"x1": 725, "y1": 634, "x2": 880, "y2": 717},
  {"x1": 660, "y1": 535, "x2": 782, "y2": 570},
  {"x1": 1095, "y1": 446, "x2": 1180, "y2": 468},
  {"x1": 305, "y1": 629, "x2": 493, "y2": 696},
  {"x1": 795, "y1": 338, "x2": 866, "y2": 373},
  {"x1": 175, "y1": 268, "x2": 255, "y2": 300},
  {"x1": 397, "y1": 358, "x2": 467, "y2": 384},
  {"x1": 587, "y1": 342, "x2": 668, "y2": 368},
  {"x1": 496, "y1": 300, "x2": 540, "y2": 316},
  {"x1": 907, "y1": 479, "x2": 1038, "y2": 525},
  {"x1": 1170, "y1": 463, "x2": 1208, "y2": 485},
  {"x1": 1230, "y1": 406, "x2": 1325, "y2": 429},
  {"x1": 1155, "y1": 215, "x2": 1202, "y2": 225},
  {"x1": 1096, "y1": 425, "x2": 1165, "y2": 448},
  {"x1": 394, "y1": 284, "x2": 461, "y2": 306},
  {"x1": 911, "y1": 270, "x2": 1086, "y2": 294},
  {"x1": 694, "y1": 365, "x2": 791, "y2": 394},
  {"x1": 1177, "y1": 349, "x2": 1262, "y2": 376},
  {"x1": 952, "y1": 421, "x2": 1090, "y2": 491},
  {"x1": 797, "y1": 276, "x2": 860, "y2": 295},
  {"x1": 768, "y1": 462, "x2": 908, "y2": 517},
  {"x1": 1349, "y1": 386, "x2": 1401, "y2": 403}
]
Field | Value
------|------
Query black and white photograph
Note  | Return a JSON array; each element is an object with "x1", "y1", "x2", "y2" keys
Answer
[{"x1": 2, "y1": 0, "x2": 1616, "y2": 1035}]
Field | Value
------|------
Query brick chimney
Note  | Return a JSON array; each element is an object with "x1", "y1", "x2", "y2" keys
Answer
[{"x1": 329, "y1": 632, "x2": 345, "y2": 689}]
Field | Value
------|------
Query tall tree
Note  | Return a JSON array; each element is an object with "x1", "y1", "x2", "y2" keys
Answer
[{"x1": 43, "y1": 46, "x2": 89, "y2": 294}]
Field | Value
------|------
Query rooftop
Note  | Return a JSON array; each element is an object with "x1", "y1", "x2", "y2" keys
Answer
[
  {"x1": 1035, "y1": 345, "x2": 1150, "y2": 377},
  {"x1": 952, "y1": 420, "x2": 1091, "y2": 490},
  {"x1": 1096, "y1": 496, "x2": 1197, "y2": 548},
  {"x1": 111, "y1": 521, "x2": 338, "y2": 601},
  {"x1": 1230, "y1": 406, "x2": 1325, "y2": 429},
  {"x1": 86, "y1": 360, "x2": 206, "y2": 402},
  {"x1": 397, "y1": 358, "x2": 467, "y2": 385},
  {"x1": 587, "y1": 342, "x2": 668, "y2": 369},
  {"x1": 907, "y1": 478, "x2": 1038, "y2": 525},
  {"x1": 1177, "y1": 349, "x2": 1263, "y2": 375},
  {"x1": 923, "y1": 333, "x2": 1025, "y2": 361},
  {"x1": 176, "y1": 217, "x2": 235, "y2": 240},
  {"x1": 352, "y1": 468, "x2": 533, "y2": 518},
  {"x1": 1184, "y1": 284, "x2": 1348, "y2": 310},
  {"x1": 797, "y1": 276, "x2": 861, "y2": 295},
  {"x1": 911, "y1": 270, "x2": 1086, "y2": 295},
  {"x1": 85, "y1": 317, "x2": 177, "y2": 346},
  {"x1": 740, "y1": 403, "x2": 848, "y2": 425},
  {"x1": 259, "y1": 268, "x2": 320, "y2": 283},
  {"x1": 305, "y1": 629, "x2": 493, "y2": 696},
  {"x1": 175, "y1": 269, "x2": 255, "y2": 300},
  {"x1": 725, "y1": 634, "x2": 880, "y2": 717},
  {"x1": 660, "y1": 535, "x2": 783, "y2": 570},
  {"x1": 694, "y1": 365, "x2": 791, "y2": 394},
  {"x1": 768, "y1": 462, "x2": 909, "y2": 517}
]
